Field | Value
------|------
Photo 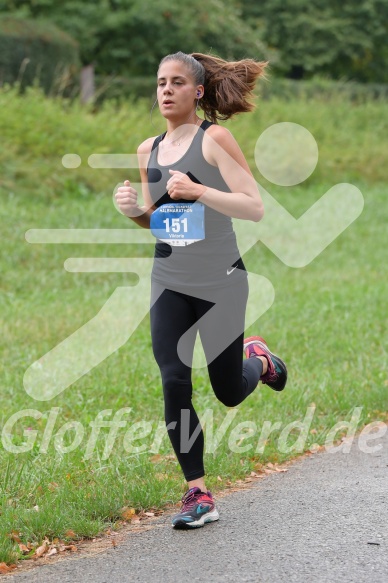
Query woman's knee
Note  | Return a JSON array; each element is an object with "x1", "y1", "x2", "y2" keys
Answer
[
  {"x1": 209, "y1": 376, "x2": 243, "y2": 407},
  {"x1": 213, "y1": 390, "x2": 242, "y2": 408},
  {"x1": 161, "y1": 371, "x2": 192, "y2": 400}
]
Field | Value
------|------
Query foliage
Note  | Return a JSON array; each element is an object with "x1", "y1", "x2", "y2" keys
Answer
[
  {"x1": 0, "y1": 0, "x2": 271, "y2": 76},
  {"x1": 0, "y1": 15, "x2": 80, "y2": 94},
  {"x1": 238, "y1": 0, "x2": 388, "y2": 82}
]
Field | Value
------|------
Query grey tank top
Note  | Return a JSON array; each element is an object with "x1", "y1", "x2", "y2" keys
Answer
[{"x1": 147, "y1": 119, "x2": 246, "y2": 291}]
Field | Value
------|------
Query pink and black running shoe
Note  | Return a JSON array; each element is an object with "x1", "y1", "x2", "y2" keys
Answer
[
  {"x1": 243, "y1": 336, "x2": 288, "y2": 392},
  {"x1": 172, "y1": 487, "x2": 219, "y2": 529}
]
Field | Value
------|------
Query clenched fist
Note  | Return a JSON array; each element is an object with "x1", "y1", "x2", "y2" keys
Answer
[
  {"x1": 115, "y1": 180, "x2": 142, "y2": 217},
  {"x1": 166, "y1": 170, "x2": 206, "y2": 200}
]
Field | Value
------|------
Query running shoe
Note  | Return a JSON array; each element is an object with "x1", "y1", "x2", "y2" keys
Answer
[
  {"x1": 172, "y1": 487, "x2": 219, "y2": 529},
  {"x1": 244, "y1": 336, "x2": 288, "y2": 392}
]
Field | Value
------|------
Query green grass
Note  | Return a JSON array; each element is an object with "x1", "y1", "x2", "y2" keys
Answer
[{"x1": 0, "y1": 85, "x2": 387, "y2": 565}]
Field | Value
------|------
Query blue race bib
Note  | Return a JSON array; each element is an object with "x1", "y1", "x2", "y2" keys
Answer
[{"x1": 150, "y1": 202, "x2": 205, "y2": 246}]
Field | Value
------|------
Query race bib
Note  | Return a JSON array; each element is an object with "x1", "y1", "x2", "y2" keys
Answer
[{"x1": 150, "y1": 202, "x2": 205, "y2": 246}]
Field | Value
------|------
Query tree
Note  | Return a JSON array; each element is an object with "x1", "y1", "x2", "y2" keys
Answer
[
  {"x1": 238, "y1": 0, "x2": 388, "y2": 82},
  {"x1": 0, "y1": 0, "x2": 271, "y2": 76}
]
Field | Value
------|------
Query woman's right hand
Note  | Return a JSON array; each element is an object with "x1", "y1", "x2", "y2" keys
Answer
[{"x1": 115, "y1": 180, "x2": 141, "y2": 217}]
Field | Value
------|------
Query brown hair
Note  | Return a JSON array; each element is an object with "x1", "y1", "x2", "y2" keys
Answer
[{"x1": 158, "y1": 51, "x2": 269, "y2": 123}]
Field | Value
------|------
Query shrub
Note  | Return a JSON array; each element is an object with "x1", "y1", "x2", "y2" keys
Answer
[{"x1": 0, "y1": 16, "x2": 80, "y2": 96}]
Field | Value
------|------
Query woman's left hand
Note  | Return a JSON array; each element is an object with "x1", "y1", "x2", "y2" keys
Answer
[{"x1": 166, "y1": 170, "x2": 206, "y2": 201}]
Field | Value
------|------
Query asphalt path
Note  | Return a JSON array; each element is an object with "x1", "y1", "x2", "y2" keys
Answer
[{"x1": 6, "y1": 428, "x2": 388, "y2": 583}]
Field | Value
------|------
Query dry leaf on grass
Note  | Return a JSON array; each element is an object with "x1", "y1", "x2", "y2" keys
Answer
[
  {"x1": 59, "y1": 544, "x2": 77, "y2": 552},
  {"x1": 64, "y1": 529, "x2": 77, "y2": 539},
  {"x1": 18, "y1": 543, "x2": 30, "y2": 554},
  {"x1": 0, "y1": 562, "x2": 17, "y2": 574},
  {"x1": 34, "y1": 541, "x2": 49, "y2": 558},
  {"x1": 46, "y1": 548, "x2": 58, "y2": 558},
  {"x1": 121, "y1": 507, "x2": 136, "y2": 521}
]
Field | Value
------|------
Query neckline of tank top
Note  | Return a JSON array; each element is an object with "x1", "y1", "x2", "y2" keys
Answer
[{"x1": 155, "y1": 119, "x2": 209, "y2": 168}]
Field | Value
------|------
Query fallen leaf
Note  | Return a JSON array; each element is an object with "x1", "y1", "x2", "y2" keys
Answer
[
  {"x1": 0, "y1": 563, "x2": 12, "y2": 574},
  {"x1": 9, "y1": 531, "x2": 22, "y2": 543},
  {"x1": 111, "y1": 539, "x2": 117, "y2": 548},
  {"x1": 144, "y1": 512, "x2": 154, "y2": 517},
  {"x1": 217, "y1": 475, "x2": 222, "y2": 481},
  {"x1": 47, "y1": 548, "x2": 58, "y2": 557},
  {"x1": 62, "y1": 545, "x2": 77, "y2": 552},
  {"x1": 150, "y1": 454, "x2": 162, "y2": 463},
  {"x1": 33, "y1": 505, "x2": 39, "y2": 512},
  {"x1": 34, "y1": 541, "x2": 49, "y2": 558},
  {"x1": 64, "y1": 529, "x2": 77, "y2": 539},
  {"x1": 18, "y1": 543, "x2": 30, "y2": 554},
  {"x1": 121, "y1": 507, "x2": 136, "y2": 521}
]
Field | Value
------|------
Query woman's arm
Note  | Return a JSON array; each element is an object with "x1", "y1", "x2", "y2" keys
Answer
[
  {"x1": 166, "y1": 125, "x2": 264, "y2": 222},
  {"x1": 114, "y1": 137, "x2": 156, "y2": 229}
]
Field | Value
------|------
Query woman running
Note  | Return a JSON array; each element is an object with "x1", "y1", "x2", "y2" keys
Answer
[{"x1": 115, "y1": 51, "x2": 287, "y2": 529}]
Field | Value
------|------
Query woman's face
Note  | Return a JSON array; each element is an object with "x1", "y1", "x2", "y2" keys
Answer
[{"x1": 157, "y1": 60, "x2": 202, "y2": 120}]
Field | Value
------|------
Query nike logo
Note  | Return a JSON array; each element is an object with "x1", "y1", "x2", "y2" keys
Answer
[{"x1": 227, "y1": 267, "x2": 237, "y2": 275}]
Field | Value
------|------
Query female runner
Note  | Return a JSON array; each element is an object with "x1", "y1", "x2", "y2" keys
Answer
[{"x1": 115, "y1": 51, "x2": 287, "y2": 529}]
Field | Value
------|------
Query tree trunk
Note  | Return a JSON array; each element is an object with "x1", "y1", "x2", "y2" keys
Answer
[{"x1": 80, "y1": 64, "x2": 95, "y2": 103}]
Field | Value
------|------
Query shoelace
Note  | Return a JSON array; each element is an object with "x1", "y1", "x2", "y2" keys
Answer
[
  {"x1": 248, "y1": 345, "x2": 278, "y2": 383},
  {"x1": 261, "y1": 358, "x2": 278, "y2": 383},
  {"x1": 180, "y1": 489, "x2": 208, "y2": 512}
]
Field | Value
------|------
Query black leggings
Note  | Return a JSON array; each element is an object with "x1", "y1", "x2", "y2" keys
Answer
[{"x1": 150, "y1": 279, "x2": 263, "y2": 481}]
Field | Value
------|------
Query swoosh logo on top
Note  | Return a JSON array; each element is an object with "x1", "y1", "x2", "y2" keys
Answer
[{"x1": 227, "y1": 267, "x2": 237, "y2": 275}]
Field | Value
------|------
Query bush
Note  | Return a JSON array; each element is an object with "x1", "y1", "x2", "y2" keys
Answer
[
  {"x1": 0, "y1": 16, "x2": 80, "y2": 96},
  {"x1": 258, "y1": 75, "x2": 388, "y2": 103}
]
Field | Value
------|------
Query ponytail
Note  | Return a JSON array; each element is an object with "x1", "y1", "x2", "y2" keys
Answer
[
  {"x1": 158, "y1": 51, "x2": 268, "y2": 123},
  {"x1": 191, "y1": 53, "x2": 268, "y2": 123}
]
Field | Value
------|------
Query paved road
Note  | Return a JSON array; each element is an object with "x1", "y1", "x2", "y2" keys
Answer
[{"x1": 7, "y1": 429, "x2": 388, "y2": 583}]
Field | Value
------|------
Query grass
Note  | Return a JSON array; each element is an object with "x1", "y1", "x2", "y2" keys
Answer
[{"x1": 0, "y1": 84, "x2": 387, "y2": 565}]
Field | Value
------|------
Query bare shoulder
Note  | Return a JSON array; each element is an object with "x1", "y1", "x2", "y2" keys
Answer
[
  {"x1": 137, "y1": 136, "x2": 157, "y2": 172},
  {"x1": 203, "y1": 123, "x2": 247, "y2": 167},
  {"x1": 205, "y1": 124, "x2": 235, "y2": 144},
  {"x1": 137, "y1": 136, "x2": 157, "y2": 155}
]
